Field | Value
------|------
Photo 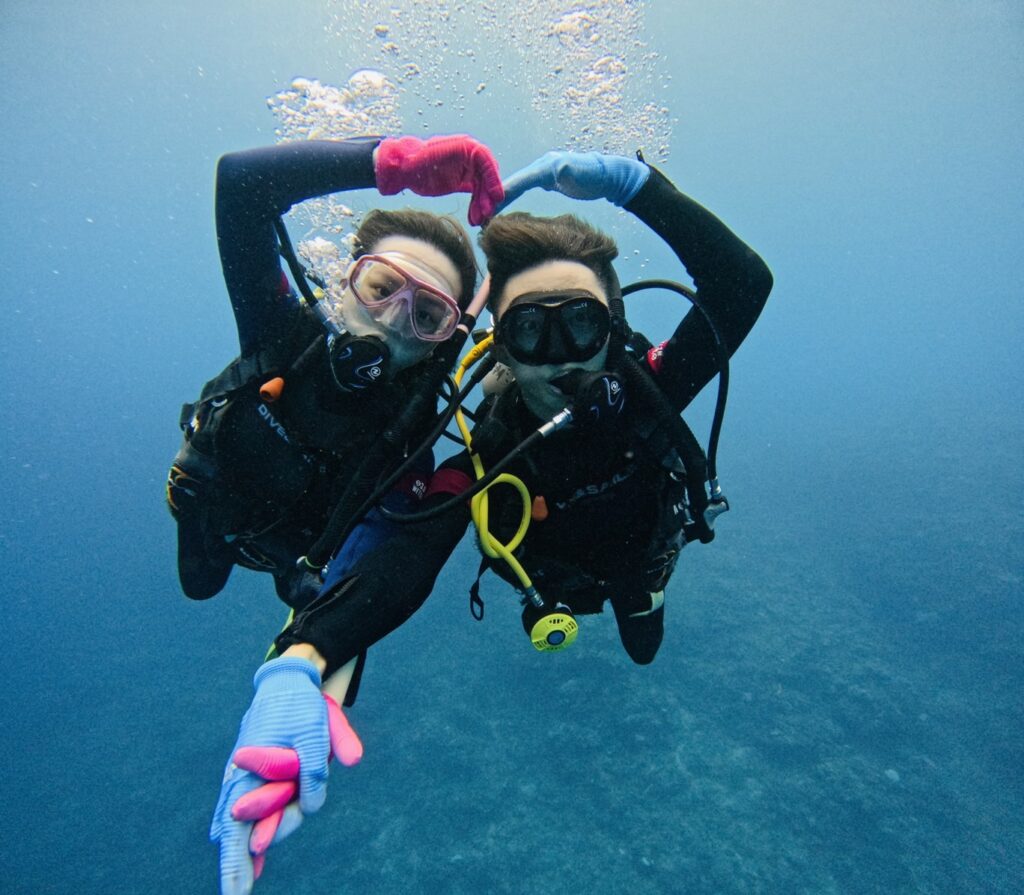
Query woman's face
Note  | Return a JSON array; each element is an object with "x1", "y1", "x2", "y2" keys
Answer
[
  {"x1": 340, "y1": 235, "x2": 462, "y2": 373},
  {"x1": 493, "y1": 259, "x2": 610, "y2": 420}
]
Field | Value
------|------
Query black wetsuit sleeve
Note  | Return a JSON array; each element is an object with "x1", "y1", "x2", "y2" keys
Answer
[
  {"x1": 624, "y1": 166, "x2": 774, "y2": 412},
  {"x1": 215, "y1": 138, "x2": 381, "y2": 355},
  {"x1": 275, "y1": 490, "x2": 472, "y2": 677}
]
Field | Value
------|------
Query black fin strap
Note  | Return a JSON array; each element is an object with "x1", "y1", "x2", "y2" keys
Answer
[
  {"x1": 178, "y1": 401, "x2": 197, "y2": 431},
  {"x1": 342, "y1": 651, "x2": 367, "y2": 708},
  {"x1": 469, "y1": 557, "x2": 488, "y2": 621}
]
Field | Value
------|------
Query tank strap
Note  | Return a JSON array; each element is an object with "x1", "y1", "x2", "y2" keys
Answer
[
  {"x1": 195, "y1": 306, "x2": 321, "y2": 405},
  {"x1": 196, "y1": 351, "x2": 272, "y2": 403}
]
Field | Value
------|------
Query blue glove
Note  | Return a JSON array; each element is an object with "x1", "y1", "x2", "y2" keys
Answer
[
  {"x1": 210, "y1": 657, "x2": 330, "y2": 895},
  {"x1": 498, "y1": 151, "x2": 650, "y2": 211}
]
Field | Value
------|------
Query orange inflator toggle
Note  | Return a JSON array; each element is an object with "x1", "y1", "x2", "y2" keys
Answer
[
  {"x1": 260, "y1": 377, "x2": 285, "y2": 402},
  {"x1": 531, "y1": 495, "x2": 549, "y2": 521}
]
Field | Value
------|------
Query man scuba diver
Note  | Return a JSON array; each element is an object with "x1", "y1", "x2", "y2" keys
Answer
[
  {"x1": 208, "y1": 149, "x2": 772, "y2": 894},
  {"x1": 166, "y1": 135, "x2": 502, "y2": 609}
]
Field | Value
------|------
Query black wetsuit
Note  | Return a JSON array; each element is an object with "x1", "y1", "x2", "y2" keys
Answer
[
  {"x1": 168, "y1": 139, "x2": 430, "y2": 607},
  {"x1": 277, "y1": 165, "x2": 773, "y2": 667}
]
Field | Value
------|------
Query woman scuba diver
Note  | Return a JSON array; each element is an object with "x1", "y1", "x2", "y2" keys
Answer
[
  {"x1": 166, "y1": 135, "x2": 502, "y2": 609},
  {"x1": 208, "y1": 149, "x2": 773, "y2": 895}
]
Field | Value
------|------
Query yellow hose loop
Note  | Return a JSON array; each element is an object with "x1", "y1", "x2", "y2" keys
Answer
[
  {"x1": 449, "y1": 331, "x2": 535, "y2": 593},
  {"x1": 471, "y1": 473, "x2": 534, "y2": 590},
  {"x1": 471, "y1": 473, "x2": 531, "y2": 553}
]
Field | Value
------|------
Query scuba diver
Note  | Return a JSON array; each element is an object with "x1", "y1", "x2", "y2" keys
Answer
[
  {"x1": 166, "y1": 134, "x2": 502, "y2": 609},
  {"x1": 177, "y1": 134, "x2": 502, "y2": 895},
  {"x1": 208, "y1": 149, "x2": 772, "y2": 895}
]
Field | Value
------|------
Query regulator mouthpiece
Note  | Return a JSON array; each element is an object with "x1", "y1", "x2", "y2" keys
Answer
[
  {"x1": 327, "y1": 333, "x2": 390, "y2": 393},
  {"x1": 551, "y1": 369, "x2": 625, "y2": 429}
]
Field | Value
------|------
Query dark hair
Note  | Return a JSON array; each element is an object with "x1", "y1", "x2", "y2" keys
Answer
[
  {"x1": 479, "y1": 212, "x2": 619, "y2": 313},
  {"x1": 353, "y1": 208, "x2": 478, "y2": 309}
]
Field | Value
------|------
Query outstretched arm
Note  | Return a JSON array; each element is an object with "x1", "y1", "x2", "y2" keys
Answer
[{"x1": 275, "y1": 493, "x2": 471, "y2": 679}]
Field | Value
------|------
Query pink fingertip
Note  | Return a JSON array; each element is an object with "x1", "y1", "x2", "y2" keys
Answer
[
  {"x1": 252, "y1": 853, "x2": 266, "y2": 881},
  {"x1": 233, "y1": 746, "x2": 300, "y2": 781},
  {"x1": 250, "y1": 809, "x2": 284, "y2": 856},
  {"x1": 232, "y1": 780, "x2": 297, "y2": 822},
  {"x1": 325, "y1": 694, "x2": 364, "y2": 767},
  {"x1": 471, "y1": 189, "x2": 501, "y2": 227}
]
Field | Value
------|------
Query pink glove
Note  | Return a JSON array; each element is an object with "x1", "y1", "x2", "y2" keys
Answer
[
  {"x1": 375, "y1": 135, "x2": 504, "y2": 226},
  {"x1": 230, "y1": 695, "x2": 362, "y2": 879}
]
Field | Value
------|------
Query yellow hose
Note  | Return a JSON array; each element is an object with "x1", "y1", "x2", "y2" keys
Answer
[{"x1": 453, "y1": 336, "x2": 536, "y2": 592}]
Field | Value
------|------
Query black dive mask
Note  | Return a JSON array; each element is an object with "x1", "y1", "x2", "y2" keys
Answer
[
  {"x1": 496, "y1": 290, "x2": 611, "y2": 366},
  {"x1": 327, "y1": 333, "x2": 391, "y2": 393}
]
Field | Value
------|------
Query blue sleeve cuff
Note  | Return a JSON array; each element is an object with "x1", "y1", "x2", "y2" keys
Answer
[{"x1": 253, "y1": 656, "x2": 322, "y2": 690}]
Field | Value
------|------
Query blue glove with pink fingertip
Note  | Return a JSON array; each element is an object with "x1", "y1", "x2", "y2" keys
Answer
[{"x1": 210, "y1": 657, "x2": 362, "y2": 895}]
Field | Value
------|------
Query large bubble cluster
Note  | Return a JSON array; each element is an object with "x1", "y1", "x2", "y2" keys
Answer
[
  {"x1": 268, "y1": 73, "x2": 401, "y2": 278},
  {"x1": 527, "y1": 1, "x2": 672, "y2": 159},
  {"x1": 268, "y1": 2, "x2": 673, "y2": 285},
  {"x1": 267, "y1": 72, "x2": 401, "y2": 143},
  {"x1": 316, "y1": 0, "x2": 672, "y2": 159}
]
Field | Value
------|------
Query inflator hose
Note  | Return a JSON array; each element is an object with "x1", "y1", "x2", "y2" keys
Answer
[
  {"x1": 619, "y1": 353, "x2": 714, "y2": 542},
  {"x1": 302, "y1": 330, "x2": 471, "y2": 569}
]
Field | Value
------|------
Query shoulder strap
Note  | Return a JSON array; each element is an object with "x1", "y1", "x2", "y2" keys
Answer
[
  {"x1": 626, "y1": 328, "x2": 655, "y2": 358},
  {"x1": 196, "y1": 306, "x2": 321, "y2": 404},
  {"x1": 622, "y1": 353, "x2": 684, "y2": 476}
]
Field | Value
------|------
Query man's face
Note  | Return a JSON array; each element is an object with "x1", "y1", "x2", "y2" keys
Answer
[{"x1": 493, "y1": 260, "x2": 610, "y2": 420}]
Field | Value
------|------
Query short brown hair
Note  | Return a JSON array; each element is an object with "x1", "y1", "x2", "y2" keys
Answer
[
  {"x1": 479, "y1": 212, "x2": 619, "y2": 313},
  {"x1": 353, "y1": 208, "x2": 478, "y2": 309}
]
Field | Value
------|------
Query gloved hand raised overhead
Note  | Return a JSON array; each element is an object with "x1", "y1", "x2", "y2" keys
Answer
[
  {"x1": 498, "y1": 150, "x2": 650, "y2": 210},
  {"x1": 375, "y1": 134, "x2": 504, "y2": 226}
]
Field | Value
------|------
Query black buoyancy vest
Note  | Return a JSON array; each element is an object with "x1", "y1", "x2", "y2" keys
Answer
[
  {"x1": 472, "y1": 359, "x2": 690, "y2": 597},
  {"x1": 174, "y1": 306, "x2": 399, "y2": 538}
]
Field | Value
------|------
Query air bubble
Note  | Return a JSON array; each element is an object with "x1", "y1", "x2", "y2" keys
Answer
[{"x1": 269, "y1": 1, "x2": 672, "y2": 265}]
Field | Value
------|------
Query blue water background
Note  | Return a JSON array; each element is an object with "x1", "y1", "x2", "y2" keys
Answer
[{"x1": 1, "y1": 2, "x2": 1021, "y2": 893}]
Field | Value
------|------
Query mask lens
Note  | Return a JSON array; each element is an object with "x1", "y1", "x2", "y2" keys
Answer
[
  {"x1": 504, "y1": 305, "x2": 546, "y2": 356},
  {"x1": 411, "y1": 289, "x2": 458, "y2": 338},
  {"x1": 561, "y1": 299, "x2": 609, "y2": 353},
  {"x1": 352, "y1": 259, "x2": 405, "y2": 305},
  {"x1": 500, "y1": 294, "x2": 610, "y2": 365}
]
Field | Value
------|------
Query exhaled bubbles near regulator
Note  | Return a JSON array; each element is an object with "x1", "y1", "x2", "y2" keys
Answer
[{"x1": 268, "y1": 72, "x2": 402, "y2": 306}]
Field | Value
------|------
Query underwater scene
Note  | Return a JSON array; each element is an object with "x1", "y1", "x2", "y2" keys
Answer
[{"x1": 1, "y1": 2, "x2": 1021, "y2": 893}]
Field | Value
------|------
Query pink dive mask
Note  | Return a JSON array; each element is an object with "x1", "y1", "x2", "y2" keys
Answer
[{"x1": 349, "y1": 254, "x2": 461, "y2": 342}]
